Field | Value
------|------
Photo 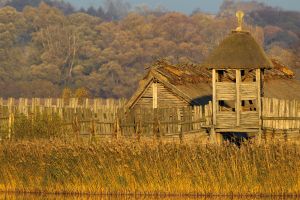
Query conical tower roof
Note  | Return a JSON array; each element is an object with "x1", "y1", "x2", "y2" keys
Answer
[
  {"x1": 203, "y1": 11, "x2": 273, "y2": 70},
  {"x1": 203, "y1": 31, "x2": 273, "y2": 69}
]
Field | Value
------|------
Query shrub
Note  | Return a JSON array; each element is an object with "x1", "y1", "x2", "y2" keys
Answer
[{"x1": 13, "y1": 113, "x2": 68, "y2": 139}]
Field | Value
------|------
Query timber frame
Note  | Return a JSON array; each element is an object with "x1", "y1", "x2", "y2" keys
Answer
[{"x1": 211, "y1": 68, "x2": 263, "y2": 133}]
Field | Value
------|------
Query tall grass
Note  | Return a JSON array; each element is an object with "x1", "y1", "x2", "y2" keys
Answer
[
  {"x1": 0, "y1": 194, "x2": 278, "y2": 200},
  {"x1": 0, "y1": 139, "x2": 299, "y2": 196}
]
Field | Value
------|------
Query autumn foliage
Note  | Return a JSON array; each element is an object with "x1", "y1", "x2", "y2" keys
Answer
[{"x1": 0, "y1": 1, "x2": 299, "y2": 98}]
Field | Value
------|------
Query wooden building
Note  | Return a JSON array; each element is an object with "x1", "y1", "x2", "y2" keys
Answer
[
  {"x1": 206, "y1": 34, "x2": 268, "y2": 133},
  {"x1": 202, "y1": 15, "x2": 273, "y2": 133},
  {"x1": 127, "y1": 60, "x2": 300, "y2": 110},
  {"x1": 127, "y1": 61, "x2": 212, "y2": 109},
  {"x1": 204, "y1": 12, "x2": 275, "y2": 135}
]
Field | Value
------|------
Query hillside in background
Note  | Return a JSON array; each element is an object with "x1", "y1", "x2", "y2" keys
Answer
[{"x1": 0, "y1": 0, "x2": 299, "y2": 98}]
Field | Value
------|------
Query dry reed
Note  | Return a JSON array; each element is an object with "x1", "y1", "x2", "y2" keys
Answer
[{"x1": 0, "y1": 139, "x2": 299, "y2": 197}]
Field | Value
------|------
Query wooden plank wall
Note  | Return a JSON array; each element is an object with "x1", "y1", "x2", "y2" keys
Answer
[
  {"x1": 135, "y1": 82, "x2": 188, "y2": 109},
  {"x1": 216, "y1": 82, "x2": 236, "y2": 100}
]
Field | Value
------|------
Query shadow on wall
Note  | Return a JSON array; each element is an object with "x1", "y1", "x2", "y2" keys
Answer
[{"x1": 191, "y1": 95, "x2": 212, "y2": 106}]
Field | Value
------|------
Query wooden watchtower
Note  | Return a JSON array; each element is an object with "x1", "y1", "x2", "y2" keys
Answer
[{"x1": 203, "y1": 11, "x2": 273, "y2": 135}]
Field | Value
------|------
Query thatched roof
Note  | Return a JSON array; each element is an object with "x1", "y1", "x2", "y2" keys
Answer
[
  {"x1": 202, "y1": 31, "x2": 273, "y2": 69},
  {"x1": 264, "y1": 79, "x2": 300, "y2": 100},
  {"x1": 127, "y1": 61, "x2": 212, "y2": 108},
  {"x1": 127, "y1": 60, "x2": 298, "y2": 109}
]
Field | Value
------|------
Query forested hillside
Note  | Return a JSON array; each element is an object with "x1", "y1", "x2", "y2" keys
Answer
[{"x1": 0, "y1": 0, "x2": 299, "y2": 98}]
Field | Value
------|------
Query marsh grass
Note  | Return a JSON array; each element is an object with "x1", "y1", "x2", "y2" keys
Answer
[
  {"x1": 0, "y1": 139, "x2": 299, "y2": 196},
  {"x1": 0, "y1": 194, "x2": 293, "y2": 200}
]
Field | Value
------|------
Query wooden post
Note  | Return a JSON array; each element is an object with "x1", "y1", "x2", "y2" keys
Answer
[
  {"x1": 153, "y1": 108, "x2": 160, "y2": 140},
  {"x1": 153, "y1": 81, "x2": 158, "y2": 109},
  {"x1": 210, "y1": 69, "x2": 219, "y2": 144},
  {"x1": 212, "y1": 69, "x2": 217, "y2": 126},
  {"x1": 24, "y1": 98, "x2": 29, "y2": 117},
  {"x1": 8, "y1": 112, "x2": 14, "y2": 140},
  {"x1": 114, "y1": 112, "x2": 121, "y2": 139},
  {"x1": 256, "y1": 69, "x2": 262, "y2": 143},
  {"x1": 236, "y1": 69, "x2": 241, "y2": 127},
  {"x1": 90, "y1": 117, "x2": 96, "y2": 142},
  {"x1": 135, "y1": 120, "x2": 141, "y2": 142},
  {"x1": 72, "y1": 116, "x2": 80, "y2": 140},
  {"x1": 177, "y1": 108, "x2": 181, "y2": 134}
]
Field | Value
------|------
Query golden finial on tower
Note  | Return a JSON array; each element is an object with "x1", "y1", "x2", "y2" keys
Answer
[{"x1": 236, "y1": 10, "x2": 244, "y2": 32}]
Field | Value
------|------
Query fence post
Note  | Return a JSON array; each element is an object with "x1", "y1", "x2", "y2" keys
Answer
[
  {"x1": 72, "y1": 115, "x2": 80, "y2": 140},
  {"x1": 90, "y1": 117, "x2": 96, "y2": 142},
  {"x1": 114, "y1": 116, "x2": 121, "y2": 139},
  {"x1": 135, "y1": 120, "x2": 141, "y2": 142},
  {"x1": 153, "y1": 108, "x2": 160, "y2": 141},
  {"x1": 179, "y1": 123, "x2": 184, "y2": 143},
  {"x1": 8, "y1": 112, "x2": 14, "y2": 140}
]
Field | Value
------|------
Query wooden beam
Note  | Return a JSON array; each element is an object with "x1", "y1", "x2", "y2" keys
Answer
[
  {"x1": 236, "y1": 69, "x2": 241, "y2": 127},
  {"x1": 153, "y1": 81, "x2": 158, "y2": 109},
  {"x1": 216, "y1": 128, "x2": 259, "y2": 133},
  {"x1": 212, "y1": 69, "x2": 217, "y2": 126},
  {"x1": 256, "y1": 69, "x2": 262, "y2": 128},
  {"x1": 262, "y1": 116, "x2": 300, "y2": 120}
]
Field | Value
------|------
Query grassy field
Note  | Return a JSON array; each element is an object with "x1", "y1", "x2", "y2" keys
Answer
[{"x1": 0, "y1": 139, "x2": 299, "y2": 197}]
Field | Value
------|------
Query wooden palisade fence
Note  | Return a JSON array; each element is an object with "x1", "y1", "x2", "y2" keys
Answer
[
  {"x1": 262, "y1": 97, "x2": 300, "y2": 141},
  {"x1": 1, "y1": 97, "x2": 300, "y2": 142},
  {"x1": 0, "y1": 98, "x2": 212, "y2": 141}
]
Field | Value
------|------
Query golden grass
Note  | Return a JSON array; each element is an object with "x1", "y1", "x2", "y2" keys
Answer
[
  {"x1": 0, "y1": 194, "x2": 292, "y2": 200},
  {"x1": 0, "y1": 139, "x2": 299, "y2": 197}
]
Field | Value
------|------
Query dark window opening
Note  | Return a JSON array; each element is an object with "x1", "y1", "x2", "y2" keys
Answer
[
  {"x1": 241, "y1": 100, "x2": 257, "y2": 111},
  {"x1": 241, "y1": 69, "x2": 256, "y2": 82},
  {"x1": 218, "y1": 100, "x2": 236, "y2": 112},
  {"x1": 217, "y1": 70, "x2": 236, "y2": 83}
]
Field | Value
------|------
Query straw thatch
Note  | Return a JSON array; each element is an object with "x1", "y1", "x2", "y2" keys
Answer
[{"x1": 202, "y1": 31, "x2": 273, "y2": 69}]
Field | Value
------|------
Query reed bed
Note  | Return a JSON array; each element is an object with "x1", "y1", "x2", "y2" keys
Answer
[
  {"x1": 0, "y1": 139, "x2": 299, "y2": 197},
  {"x1": 0, "y1": 194, "x2": 291, "y2": 200}
]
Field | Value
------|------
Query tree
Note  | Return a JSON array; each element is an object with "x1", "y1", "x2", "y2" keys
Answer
[
  {"x1": 62, "y1": 87, "x2": 72, "y2": 100},
  {"x1": 33, "y1": 23, "x2": 80, "y2": 85},
  {"x1": 104, "y1": 0, "x2": 130, "y2": 21},
  {"x1": 0, "y1": 1, "x2": 299, "y2": 99},
  {"x1": 75, "y1": 87, "x2": 89, "y2": 99}
]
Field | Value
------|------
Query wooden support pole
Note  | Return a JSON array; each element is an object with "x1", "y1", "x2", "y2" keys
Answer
[
  {"x1": 212, "y1": 69, "x2": 217, "y2": 126},
  {"x1": 153, "y1": 82, "x2": 158, "y2": 109},
  {"x1": 90, "y1": 116, "x2": 96, "y2": 142},
  {"x1": 256, "y1": 69, "x2": 262, "y2": 143},
  {"x1": 8, "y1": 112, "x2": 14, "y2": 140},
  {"x1": 236, "y1": 69, "x2": 241, "y2": 127},
  {"x1": 210, "y1": 69, "x2": 220, "y2": 144},
  {"x1": 153, "y1": 108, "x2": 160, "y2": 140},
  {"x1": 135, "y1": 120, "x2": 141, "y2": 142}
]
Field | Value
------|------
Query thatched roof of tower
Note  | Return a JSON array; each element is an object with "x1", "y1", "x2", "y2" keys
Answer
[{"x1": 202, "y1": 31, "x2": 273, "y2": 69}]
